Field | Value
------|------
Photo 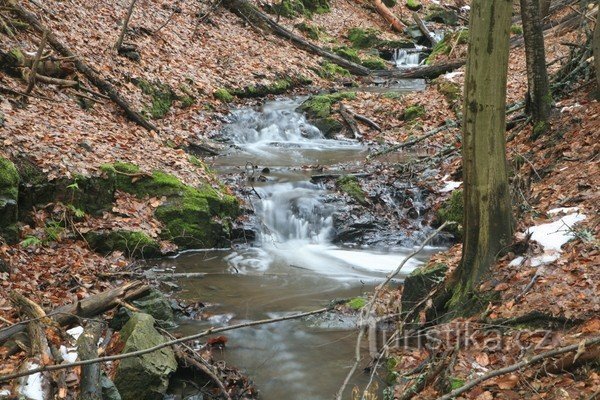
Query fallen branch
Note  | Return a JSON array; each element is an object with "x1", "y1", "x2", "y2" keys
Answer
[
  {"x1": 174, "y1": 345, "x2": 233, "y2": 400},
  {"x1": 372, "y1": 0, "x2": 406, "y2": 32},
  {"x1": 339, "y1": 103, "x2": 362, "y2": 140},
  {"x1": 367, "y1": 120, "x2": 457, "y2": 160},
  {"x1": 0, "y1": 307, "x2": 329, "y2": 383},
  {"x1": 24, "y1": 30, "x2": 47, "y2": 95},
  {"x1": 413, "y1": 12, "x2": 438, "y2": 46},
  {"x1": 8, "y1": 0, "x2": 158, "y2": 132},
  {"x1": 370, "y1": 60, "x2": 466, "y2": 80},
  {"x1": 342, "y1": 107, "x2": 381, "y2": 131},
  {"x1": 436, "y1": 336, "x2": 600, "y2": 400},
  {"x1": 115, "y1": 0, "x2": 138, "y2": 50}
]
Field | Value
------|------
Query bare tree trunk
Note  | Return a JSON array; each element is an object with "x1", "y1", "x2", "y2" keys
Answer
[
  {"x1": 78, "y1": 322, "x2": 103, "y2": 400},
  {"x1": 594, "y1": 11, "x2": 600, "y2": 95},
  {"x1": 452, "y1": 0, "x2": 513, "y2": 308},
  {"x1": 372, "y1": 0, "x2": 406, "y2": 33},
  {"x1": 539, "y1": 0, "x2": 551, "y2": 18},
  {"x1": 521, "y1": 0, "x2": 552, "y2": 136},
  {"x1": 115, "y1": 0, "x2": 138, "y2": 50}
]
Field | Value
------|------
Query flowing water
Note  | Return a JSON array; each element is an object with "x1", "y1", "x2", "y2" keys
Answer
[{"x1": 159, "y1": 98, "x2": 439, "y2": 399}]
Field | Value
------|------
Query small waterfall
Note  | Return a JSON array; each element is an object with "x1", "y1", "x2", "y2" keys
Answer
[{"x1": 393, "y1": 48, "x2": 422, "y2": 68}]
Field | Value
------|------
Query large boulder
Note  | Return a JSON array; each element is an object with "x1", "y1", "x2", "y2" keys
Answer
[
  {"x1": 0, "y1": 157, "x2": 19, "y2": 243},
  {"x1": 114, "y1": 313, "x2": 177, "y2": 400}
]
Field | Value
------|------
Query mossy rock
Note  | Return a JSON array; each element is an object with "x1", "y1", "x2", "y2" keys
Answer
[
  {"x1": 436, "y1": 189, "x2": 463, "y2": 238},
  {"x1": 334, "y1": 47, "x2": 361, "y2": 64},
  {"x1": 401, "y1": 263, "x2": 448, "y2": 320},
  {"x1": 136, "y1": 79, "x2": 176, "y2": 119},
  {"x1": 0, "y1": 157, "x2": 19, "y2": 243},
  {"x1": 403, "y1": 104, "x2": 426, "y2": 121},
  {"x1": 361, "y1": 57, "x2": 387, "y2": 70},
  {"x1": 84, "y1": 230, "x2": 161, "y2": 258},
  {"x1": 425, "y1": 7, "x2": 459, "y2": 26},
  {"x1": 298, "y1": 92, "x2": 356, "y2": 119},
  {"x1": 111, "y1": 289, "x2": 176, "y2": 329},
  {"x1": 313, "y1": 117, "x2": 344, "y2": 137},
  {"x1": 214, "y1": 88, "x2": 233, "y2": 103},
  {"x1": 426, "y1": 29, "x2": 468, "y2": 64},
  {"x1": 268, "y1": 0, "x2": 330, "y2": 18},
  {"x1": 114, "y1": 313, "x2": 177, "y2": 400},
  {"x1": 347, "y1": 28, "x2": 382, "y2": 49},
  {"x1": 316, "y1": 61, "x2": 351, "y2": 80},
  {"x1": 406, "y1": 0, "x2": 422, "y2": 11},
  {"x1": 436, "y1": 79, "x2": 461, "y2": 102},
  {"x1": 383, "y1": 0, "x2": 397, "y2": 7},
  {"x1": 295, "y1": 22, "x2": 322, "y2": 40},
  {"x1": 336, "y1": 175, "x2": 367, "y2": 205}
]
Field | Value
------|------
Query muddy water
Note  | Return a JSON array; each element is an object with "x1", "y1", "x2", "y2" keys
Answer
[{"x1": 158, "y1": 98, "x2": 438, "y2": 399}]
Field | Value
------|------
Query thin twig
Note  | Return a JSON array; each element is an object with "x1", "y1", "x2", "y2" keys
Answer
[
  {"x1": 25, "y1": 29, "x2": 47, "y2": 95},
  {"x1": 0, "y1": 307, "x2": 329, "y2": 383}
]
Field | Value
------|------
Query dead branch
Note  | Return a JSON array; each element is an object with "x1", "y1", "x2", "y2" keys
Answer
[
  {"x1": 437, "y1": 336, "x2": 600, "y2": 400},
  {"x1": 25, "y1": 29, "x2": 47, "y2": 95},
  {"x1": 0, "y1": 307, "x2": 330, "y2": 383},
  {"x1": 77, "y1": 321, "x2": 103, "y2": 400},
  {"x1": 372, "y1": 0, "x2": 405, "y2": 32},
  {"x1": 339, "y1": 103, "x2": 362, "y2": 140},
  {"x1": 115, "y1": 0, "x2": 138, "y2": 50},
  {"x1": 413, "y1": 12, "x2": 438, "y2": 46},
  {"x1": 8, "y1": 0, "x2": 158, "y2": 132},
  {"x1": 174, "y1": 346, "x2": 232, "y2": 400}
]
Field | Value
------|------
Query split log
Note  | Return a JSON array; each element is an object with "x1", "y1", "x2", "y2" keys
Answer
[
  {"x1": 370, "y1": 59, "x2": 466, "y2": 80},
  {"x1": 339, "y1": 104, "x2": 362, "y2": 140},
  {"x1": 372, "y1": 0, "x2": 406, "y2": 33},
  {"x1": 222, "y1": 0, "x2": 371, "y2": 76},
  {"x1": 0, "y1": 281, "x2": 150, "y2": 345},
  {"x1": 412, "y1": 12, "x2": 438, "y2": 46},
  {"x1": 77, "y1": 322, "x2": 103, "y2": 400},
  {"x1": 7, "y1": 0, "x2": 158, "y2": 132}
]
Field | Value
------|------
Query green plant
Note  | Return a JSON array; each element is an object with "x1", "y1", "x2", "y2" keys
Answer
[
  {"x1": 347, "y1": 297, "x2": 367, "y2": 310},
  {"x1": 20, "y1": 236, "x2": 42, "y2": 248}
]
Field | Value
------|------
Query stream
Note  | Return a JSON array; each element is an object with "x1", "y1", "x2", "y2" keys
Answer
[{"x1": 157, "y1": 97, "x2": 440, "y2": 399}]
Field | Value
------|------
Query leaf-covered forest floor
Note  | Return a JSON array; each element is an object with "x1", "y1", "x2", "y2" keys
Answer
[{"x1": 0, "y1": 0, "x2": 598, "y2": 398}]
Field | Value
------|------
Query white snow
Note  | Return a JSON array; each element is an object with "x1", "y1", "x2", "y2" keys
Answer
[
  {"x1": 547, "y1": 207, "x2": 579, "y2": 215},
  {"x1": 66, "y1": 326, "x2": 84, "y2": 340},
  {"x1": 19, "y1": 363, "x2": 43, "y2": 400},
  {"x1": 442, "y1": 71, "x2": 464, "y2": 82},
  {"x1": 510, "y1": 212, "x2": 586, "y2": 267},
  {"x1": 440, "y1": 181, "x2": 462, "y2": 193},
  {"x1": 59, "y1": 345, "x2": 78, "y2": 363},
  {"x1": 0, "y1": 389, "x2": 11, "y2": 396}
]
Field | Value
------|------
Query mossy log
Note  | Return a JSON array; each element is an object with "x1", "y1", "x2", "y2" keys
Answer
[
  {"x1": 222, "y1": 0, "x2": 371, "y2": 76},
  {"x1": 371, "y1": 59, "x2": 466, "y2": 79},
  {"x1": 7, "y1": 1, "x2": 157, "y2": 132}
]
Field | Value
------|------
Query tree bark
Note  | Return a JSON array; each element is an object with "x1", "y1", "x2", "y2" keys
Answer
[
  {"x1": 594, "y1": 11, "x2": 600, "y2": 95},
  {"x1": 521, "y1": 0, "x2": 552, "y2": 133},
  {"x1": 77, "y1": 322, "x2": 103, "y2": 400},
  {"x1": 539, "y1": 0, "x2": 551, "y2": 18},
  {"x1": 372, "y1": 0, "x2": 406, "y2": 33},
  {"x1": 222, "y1": 0, "x2": 371, "y2": 75},
  {"x1": 412, "y1": 12, "x2": 438, "y2": 45},
  {"x1": 453, "y1": 0, "x2": 513, "y2": 307}
]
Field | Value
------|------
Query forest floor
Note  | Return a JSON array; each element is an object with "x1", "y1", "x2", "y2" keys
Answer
[{"x1": 0, "y1": 0, "x2": 599, "y2": 398}]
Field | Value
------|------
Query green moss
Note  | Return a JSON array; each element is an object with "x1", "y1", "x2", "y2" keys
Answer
[
  {"x1": 383, "y1": 92, "x2": 403, "y2": 100},
  {"x1": 269, "y1": 0, "x2": 330, "y2": 18},
  {"x1": 426, "y1": 29, "x2": 468, "y2": 64},
  {"x1": 0, "y1": 157, "x2": 19, "y2": 200},
  {"x1": 383, "y1": 0, "x2": 396, "y2": 7},
  {"x1": 314, "y1": 117, "x2": 344, "y2": 137},
  {"x1": 347, "y1": 297, "x2": 367, "y2": 310},
  {"x1": 531, "y1": 121, "x2": 550, "y2": 141},
  {"x1": 450, "y1": 378, "x2": 465, "y2": 390},
  {"x1": 0, "y1": 157, "x2": 20, "y2": 243},
  {"x1": 85, "y1": 230, "x2": 161, "y2": 258},
  {"x1": 425, "y1": 7, "x2": 459, "y2": 25},
  {"x1": 510, "y1": 24, "x2": 523, "y2": 35},
  {"x1": 361, "y1": 57, "x2": 387, "y2": 70},
  {"x1": 334, "y1": 47, "x2": 361, "y2": 64},
  {"x1": 403, "y1": 104, "x2": 426, "y2": 121},
  {"x1": 299, "y1": 92, "x2": 356, "y2": 119},
  {"x1": 437, "y1": 79, "x2": 461, "y2": 102},
  {"x1": 347, "y1": 28, "x2": 382, "y2": 49},
  {"x1": 180, "y1": 95, "x2": 195, "y2": 108},
  {"x1": 296, "y1": 22, "x2": 322, "y2": 40},
  {"x1": 437, "y1": 189, "x2": 463, "y2": 238},
  {"x1": 317, "y1": 61, "x2": 351, "y2": 79},
  {"x1": 406, "y1": 0, "x2": 421, "y2": 11},
  {"x1": 336, "y1": 175, "x2": 367, "y2": 205},
  {"x1": 214, "y1": 88, "x2": 234, "y2": 103},
  {"x1": 136, "y1": 79, "x2": 176, "y2": 119}
]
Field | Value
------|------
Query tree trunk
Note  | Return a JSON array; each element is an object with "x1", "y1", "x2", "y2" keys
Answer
[
  {"x1": 594, "y1": 12, "x2": 600, "y2": 95},
  {"x1": 453, "y1": 0, "x2": 513, "y2": 307},
  {"x1": 521, "y1": 0, "x2": 552, "y2": 135},
  {"x1": 78, "y1": 322, "x2": 103, "y2": 400},
  {"x1": 372, "y1": 0, "x2": 406, "y2": 33},
  {"x1": 539, "y1": 0, "x2": 551, "y2": 18},
  {"x1": 115, "y1": 0, "x2": 138, "y2": 50}
]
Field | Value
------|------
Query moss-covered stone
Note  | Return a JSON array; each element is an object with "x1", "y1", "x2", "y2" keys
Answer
[
  {"x1": 425, "y1": 7, "x2": 459, "y2": 25},
  {"x1": 361, "y1": 56, "x2": 387, "y2": 70},
  {"x1": 314, "y1": 117, "x2": 344, "y2": 137},
  {"x1": 136, "y1": 79, "x2": 176, "y2": 119},
  {"x1": 436, "y1": 189, "x2": 463, "y2": 238},
  {"x1": 316, "y1": 61, "x2": 351, "y2": 80},
  {"x1": 403, "y1": 104, "x2": 426, "y2": 121},
  {"x1": 406, "y1": 0, "x2": 422, "y2": 11},
  {"x1": 426, "y1": 29, "x2": 469, "y2": 64},
  {"x1": 334, "y1": 47, "x2": 362, "y2": 64},
  {"x1": 401, "y1": 263, "x2": 448, "y2": 321},
  {"x1": 299, "y1": 92, "x2": 357, "y2": 119},
  {"x1": 436, "y1": 79, "x2": 461, "y2": 102},
  {"x1": 0, "y1": 157, "x2": 19, "y2": 243},
  {"x1": 347, "y1": 28, "x2": 382, "y2": 49},
  {"x1": 336, "y1": 175, "x2": 367, "y2": 205},
  {"x1": 84, "y1": 230, "x2": 161, "y2": 258},
  {"x1": 295, "y1": 22, "x2": 322, "y2": 40},
  {"x1": 115, "y1": 313, "x2": 177, "y2": 400},
  {"x1": 213, "y1": 88, "x2": 233, "y2": 103},
  {"x1": 268, "y1": 0, "x2": 330, "y2": 18}
]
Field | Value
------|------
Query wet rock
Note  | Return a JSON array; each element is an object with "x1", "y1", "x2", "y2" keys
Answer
[
  {"x1": 425, "y1": 7, "x2": 459, "y2": 26},
  {"x1": 114, "y1": 313, "x2": 177, "y2": 400},
  {"x1": 101, "y1": 373, "x2": 122, "y2": 400},
  {"x1": 110, "y1": 289, "x2": 176, "y2": 330}
]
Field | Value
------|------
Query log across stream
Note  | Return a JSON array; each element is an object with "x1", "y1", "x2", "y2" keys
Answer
[{"x1": 152, "y1": 98, "x2": 442, "y2": 399}]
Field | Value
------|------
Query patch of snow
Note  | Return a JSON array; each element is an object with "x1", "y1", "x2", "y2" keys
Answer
[
  {"x1": 547, "y1": 207, "x2": 579, "y2": 215},
  {"x1": 0, "y1": 389, "x2": 11, "y2": 396},
  {"x1": 440, "y1": 181, "x2": 462, "y2": 193},
  {"x1": 19, "y1": 363, "x2": 43, "y2": 400},
  {"x1": 509, "y1": 256, "x2": 524, "y2": 266},
  {"x1": 460, "y1": 5, "x2": 470, "y2": 11},
  {"x1": 59, "y1": 345, "x2": 78, "y2": 363},
  {"x1": 560, "y1": 103, "x2": 582, "y2": 113},
  {"x1": 442, "y1": 71, "x2": 464, "y2": 82},
  {"x1": 66, "y1": 326, "x2": 84, "y2": 340}
]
